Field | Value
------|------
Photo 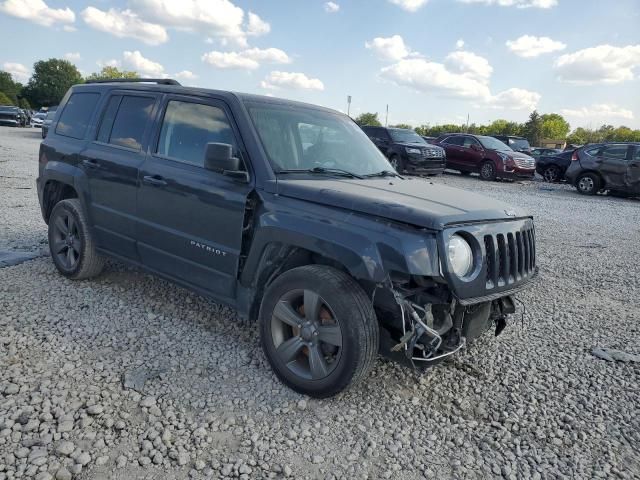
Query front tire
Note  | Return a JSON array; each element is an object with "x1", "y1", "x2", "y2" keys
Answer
[
  {"x1": 48, "y1": 199, "x2": 104, "y2": 280},
  {"x1": 479, "y1": 161, "x2": 497, "y2": 181},
  {"x1": 576, "y1": 172, "x2": 600, "y2": 195},
  {"x1": 389, "y1": 155, "x2": 405, "y2": 174},
  {"x1": 259, "y1": 265, "x2": 379, "y2": 398}
]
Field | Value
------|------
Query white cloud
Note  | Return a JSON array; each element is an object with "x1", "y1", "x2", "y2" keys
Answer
[
  {"x1": 456, "y1": 39, "x2": 465, "y2": 49},
  {"x1": 63, "y1": 52, "x2": 81, "y2": 62},
  {"x1": 506, "y1": 35, "x2": 566, "y2": 57},
  {"x1": 130, "y1": 0, "x2": 256, "y2": 45},
  {"x1": 554, "y1": 44, "x2": 640, "y2": 85},
  {"x1": 458, "y1": 0, "x2": 557, "y2": 8},
  {"x1": 561, "y1": 104, "x2": 634, "y2": 121},
  {"x1": 122, "y1": 50, "x2": 165, "y2": 77},
  {"x1": 246, "y1": 11, "x2": 269, "y2": 36},
  {"x1": 81, "y1": 7, "x2": 168, "y2": 45},
  {"x1": 365, "y1": 35, "x2": 411, "y2": 62},
  {"x1": 62, "y1": 25, "x2": 75, "y2": 32},
  {"x1": 261, "y1": 71, "x2": 324, "y2": 91},
  {"x1": 97, "y1": 59, "x2": 121, "y2": 69},
  {"x1": 487, "y1": 88, "x2": 541, "y2": 110},
  {"x1": 2, "y1": 62, "x2": 30, "y2": 82},
  {"x1": 379, "y1": 52, "x2": 539, "y2": 110},
  {"x1": 0, "y1": 0, "x2": 74, "y2": 27},
  {"x1": 324, "y1": 1, "x2": 340, "y2": 12},
  {"x1": 174, "y1": 70, "x2": 198, "y2": 82},
  {"x1": 445, "y1": 50, "x2": 493, "y2": 82},
  {"x1": 202, "y1": 47, "x2": 291, "y2": 70},
  {"x1": 388, "y1": 0, "x2": 428, "y2": 11}
]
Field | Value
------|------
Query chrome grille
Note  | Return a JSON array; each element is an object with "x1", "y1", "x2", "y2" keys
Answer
[
  {"x1": 514, "y1": 156, "x2": 535, "y2": 169},
  {"x1": 484, "y1": 224, "x2": 536, "y2": 289},
  {"x1": 422, "y1": 147, "x2": 444, "y2": 158}
]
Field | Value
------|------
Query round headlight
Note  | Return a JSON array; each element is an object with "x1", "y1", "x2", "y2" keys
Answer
[{"x1": 448, "y1": 235, "x2": 473, "y2": 277}]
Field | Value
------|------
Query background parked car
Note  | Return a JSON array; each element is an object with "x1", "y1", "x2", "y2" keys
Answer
[
  {"x1": 0, "y1": 106, "x2": 27, "y2": 127},
  {"x1": 41, "y1": 108, "x2": 58, "y2": 139},
  {"x1": 30, "y1": 112, "x2": 46, "y2": 128},
  {"x1": 565, "y1": 143, "x2": 640, "y2": 196},
  {"x1": 361, "y1": 126, "x2": 446, "y2": 175},
  {"x1": 492, "y1": 135, "x2": 533, "y2": 155},
  {"x1": 421, "y1": 135, "x2": 438, "y2": 144},
  {"x1": 531, "y1": 147, "x2": 562, "y2": 159},
  {"x1": 536, "y1": 149, "x2": 575, "y2": 182},
  {"x1": 435, "y1": 133, "x2": 536, "y2": 181}
]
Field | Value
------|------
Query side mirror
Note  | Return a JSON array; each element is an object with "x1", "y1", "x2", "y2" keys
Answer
[
  {"x1": 470, "y1": 144, "x2": 482, "y2": 152},
  {"x1": 204, "y1": 143, "x2": 247, "y2": 181}
]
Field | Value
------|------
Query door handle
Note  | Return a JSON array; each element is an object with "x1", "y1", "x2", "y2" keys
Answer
[
  {"x1": 82, "y1": 159, "x2": 101, "y2": 169},
  {"x1": 142, "y1": 175, "x2": 168, "y2": 187}
]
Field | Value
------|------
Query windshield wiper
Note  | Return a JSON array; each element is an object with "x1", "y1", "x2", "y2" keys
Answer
[
  {"x1": 278, "y1": 167, "x2": 364, "y2": 179},
  {"x1": 363, "y1": 170, "x2": 404, "y2": 179}
]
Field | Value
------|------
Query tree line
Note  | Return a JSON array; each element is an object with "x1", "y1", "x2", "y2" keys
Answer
[
  {"x1": 0, "y1": 58, "x2": 137, "y2": 110},
  {"x1": 356, "y1": 111, "x2": 640, "y2": 145}
]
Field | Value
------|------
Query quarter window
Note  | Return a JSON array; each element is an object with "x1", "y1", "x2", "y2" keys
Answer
[
  {"x1": 55, "y1": 92, "x2": 100, "y2": 139},
  {"x1": 157, "y1": 100, "x2": 237, "y2": 167}
]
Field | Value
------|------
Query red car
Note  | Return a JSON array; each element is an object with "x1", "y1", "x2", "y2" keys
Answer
[{"x1": 435, "y1": 133, "x2": 536, "y2": 181}]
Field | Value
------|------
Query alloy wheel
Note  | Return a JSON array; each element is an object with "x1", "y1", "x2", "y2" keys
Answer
[
  {"x1": 481, "y1": 163, "x2": 495, "y2": 179},
  {"x1": 270, "y1": 289, "x2": 343, "y2": 380},
  {"x1": 543, "y1": 166, "x2": 559, "y2": 183},
  {"x1": 51, "y1": 211, "x2": 82, "y2": 270}
]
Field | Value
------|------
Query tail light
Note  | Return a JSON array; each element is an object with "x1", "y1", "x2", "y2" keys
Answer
[{"x1": 571, "y1": 151, "x2": 578, "y2": 161}]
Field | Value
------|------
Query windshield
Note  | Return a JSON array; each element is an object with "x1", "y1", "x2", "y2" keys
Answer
[
  {"x1": 508, "y1": 138, "x2": 531, "y2": 150},
  {"x1": 389, "y1": 129, "x2": 426, "y2": 144},
  {"x1": 478, "y1": 136, "x2": 513, "y2": 151},
  {"x1": 248, "y1": 103, "x2": 392, "y2": 176}
]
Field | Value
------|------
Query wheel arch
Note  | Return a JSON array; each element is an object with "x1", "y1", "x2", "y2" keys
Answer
[{"x1": 42, "y1": 180, "x2": 79, "y2": 224}]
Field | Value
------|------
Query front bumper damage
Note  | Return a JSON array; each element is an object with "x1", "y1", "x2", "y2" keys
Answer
[{"x1": 379, "y1": 284, "x2": 516, "y2": 368}]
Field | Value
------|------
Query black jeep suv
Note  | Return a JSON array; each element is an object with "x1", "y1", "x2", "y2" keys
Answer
[
  {"x1": 38, "y1": 79, "x2": 537, "y2": 398},
  {"x1": 361, "y1": 126, "x2": 446, "y2": 175}
]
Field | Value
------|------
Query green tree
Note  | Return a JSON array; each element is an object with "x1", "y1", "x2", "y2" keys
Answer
[
  {"x1": 0, "y1": 71, "x2": 22, "y2": 104},
  {"x1": 354, "y1": 112, "x2": 382, "y2": 126},
  {"x1": 485, "y1": 119, "x2": 523, "y2": 136},
  {"x1": 540, "y1": 113, "x2": 570, "y2": 139},
  {"x1": 0, "y1": 91, "x2": 13, "y2": 105},
  {"x1": 389, "y1": 123, "x2": 412, "y2": 130},
  {"x1": 18, "y1": 97, "x2": 31, "y2": 109},
  {"x1": 523, "y1": 110, "x2": 543, "y2": 146},
  {"x1": 22, "y1": 59, "x2": 83, "y2": 108},
  {"x1": 85, "y1": 66, "x2": 138, "y2": 81}
]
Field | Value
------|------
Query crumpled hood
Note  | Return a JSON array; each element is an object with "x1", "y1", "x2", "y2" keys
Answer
[{"x1": 276, "y1": 177, "x2": 529, "y2": 230}]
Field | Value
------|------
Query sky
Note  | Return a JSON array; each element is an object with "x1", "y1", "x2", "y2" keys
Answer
[{"x1": 1, "y1": 0, "x2": 639, "y2": 129}]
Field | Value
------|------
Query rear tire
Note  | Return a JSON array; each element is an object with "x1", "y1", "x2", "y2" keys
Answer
[
  {"x1": 576, "y1": 172, "x2": 600, "y2": 195},
  {"x1": 479, "y1": 161, "x2": 497, "y2": 181},
  {"x1": 542, "y1": 165, "x2": 561, "y2": 183},
  {"x1": 48, "y1": 199, "x2": 104, "y2": 280},
  {"x1": 259, "y1": 265, "x2": 379, "y2": 398}
]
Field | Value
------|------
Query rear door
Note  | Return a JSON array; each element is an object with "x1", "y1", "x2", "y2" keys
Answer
[
  {"x1": 460, "y1": 136, "x2": 484, "y2": 170},
  {"x1": 628, "y1": 146, "x2": 640, "y2": 193},
  {"x1": 440, "y1": 135, "x2": 465, "y2": 168},
  {"x1": 136, "y1": 94, "x2": 253, "y2": 300},
  {"x1": 596, "y1": 144, "x2": 631, "y2": 190},
  {"x1": 79, "y1": 91, "x2": 160, "y2": 260}
]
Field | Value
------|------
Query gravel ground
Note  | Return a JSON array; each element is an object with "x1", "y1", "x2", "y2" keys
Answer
[{"x1": 1, "y1": 125, "x2": 639, "y2": 480}]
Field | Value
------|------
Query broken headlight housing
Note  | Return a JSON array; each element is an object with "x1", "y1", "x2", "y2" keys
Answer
[{"x1": 447, "y1": 234, "x2": 473, "y2": 277}]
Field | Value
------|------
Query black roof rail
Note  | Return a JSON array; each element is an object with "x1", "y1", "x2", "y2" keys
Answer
[{"x1": 84, "y1": 78, "x2": 182, "y2": 86}]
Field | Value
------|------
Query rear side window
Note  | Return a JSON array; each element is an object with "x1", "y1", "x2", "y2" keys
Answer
[
  {"x1": 157, "y1": 100, "x2": 237, "y2": 167},
  {"x1": 108, "y1": 96, "x2": 155, "y2": 150},
  {"x1": 600, "y1": 145, "x2": 629, "y2": 160},
  {"x1": 443, "y1": 136, "x2": 463, "y2": 146},
  {"x1": 55, "y1": 92, "x2": 100, "y2": 139}
]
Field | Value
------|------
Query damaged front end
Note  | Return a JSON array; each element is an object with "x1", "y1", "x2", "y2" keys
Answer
[{"x1": 377, "y1": 281, "x2": 516, "y2": 368}]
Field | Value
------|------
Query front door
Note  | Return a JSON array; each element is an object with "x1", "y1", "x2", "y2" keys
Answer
[
  {"x1": 80, "y1": 92, "x2": 160, "y2": 259},
  {"x1": 628, "y1": 146, "x2": 640, "y2": 194},
  {"x1": 597, "y1": 144, "x2": 631, "y2": 190},
  {"x1": 136, "y1": 95, "x2": 253, "y2": 300}
]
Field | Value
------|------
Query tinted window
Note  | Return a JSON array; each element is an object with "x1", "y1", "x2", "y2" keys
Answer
[
  {"x1": 157, "y1": 101, "x2": 237, "y2": 167},
  {"x1": 96, "y1": 95, "x2": 122, "y2": 143},
  {"x1": 635, "y1": 147, "x2": 640, "y2": 161},
  {"x1": 443, "y1": 136, "x2": 463, "y2": 146},
  {"x1": 108, "y1": 96, "x2": 155, "y2": 150},
  {"x1": 462, "y1": 137, "x2": 480, "y2": 148},
  {"x1": 601, "y1": 145, "x2": 628, "y2": 160},
  {"x1": 585, "y1": 147, "x2": 601, "y2": 156},
  {"x1": 55, "y1": 92, "x2": 100, "y2": 139}
]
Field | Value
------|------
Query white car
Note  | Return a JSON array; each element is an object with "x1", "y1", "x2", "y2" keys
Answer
[{"x1": 31, "y1": 112, "x2": 46, "y2": 128}]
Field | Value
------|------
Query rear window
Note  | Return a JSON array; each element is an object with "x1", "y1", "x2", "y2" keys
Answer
[{"x1": 55, "y1": 92, "x2": 100, "y2": 139}]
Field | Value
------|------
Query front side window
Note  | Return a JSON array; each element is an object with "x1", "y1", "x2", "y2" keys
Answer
[
  {"x1": 55, "y1": 92, "x2": 100, "y2": 139},
  {"x1": 248, "y1": 103, "x2": 391, "y2": 175},
  {"x1": 157, "y1": 100, "x2": 237, "y2": 167},
  {"x1": 462, "y1": 137, "x2": 480, "y2": 148}
]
